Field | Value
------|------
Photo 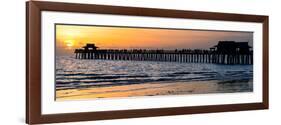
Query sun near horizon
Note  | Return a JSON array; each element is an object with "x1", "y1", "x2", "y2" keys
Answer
[{"x1": 56, "y1": 24, "x2": 253, "y2": 56}]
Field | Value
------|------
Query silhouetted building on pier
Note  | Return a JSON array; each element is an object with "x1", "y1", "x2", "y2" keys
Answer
[
  {"x1": 211, "y1": 41, "x2": 251, "y2": 54},
  {"x1": 74, "y1": 41, "x2": 253, "y2": 65},
  {"x1": 83, "y1": 44, "x2": 98, "y2": 51}
]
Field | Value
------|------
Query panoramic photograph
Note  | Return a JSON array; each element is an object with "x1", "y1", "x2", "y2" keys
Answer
[{"x1": 55, "y1": 24, "x2": 253, "y2": 101}]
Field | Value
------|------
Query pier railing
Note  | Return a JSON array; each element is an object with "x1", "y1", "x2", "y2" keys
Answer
[{"x1": 74, "y1": 48, "x2": 253, "y2": 65}]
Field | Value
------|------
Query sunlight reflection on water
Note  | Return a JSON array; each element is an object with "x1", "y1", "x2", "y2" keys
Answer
[{"x1": 56, "y1": 56, "x2": 253, "y2": 93}]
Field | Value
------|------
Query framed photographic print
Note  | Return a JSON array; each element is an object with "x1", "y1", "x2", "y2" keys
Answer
[{"x1": 26, "y1": 1, "x2": 269, "y2": 124}]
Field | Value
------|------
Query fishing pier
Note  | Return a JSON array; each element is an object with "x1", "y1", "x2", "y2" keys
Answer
[{"x1": 74, "y1": 41, "x2": 253, "y2": 65}]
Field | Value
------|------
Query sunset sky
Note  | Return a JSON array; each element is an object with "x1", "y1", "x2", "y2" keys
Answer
[{"x1": 56, "y1": 24, "x2": 253, "y2": 55}]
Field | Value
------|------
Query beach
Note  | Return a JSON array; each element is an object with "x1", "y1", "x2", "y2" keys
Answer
[{"x1": 56, "y1": 79, "x2": 252, "y2": 101}]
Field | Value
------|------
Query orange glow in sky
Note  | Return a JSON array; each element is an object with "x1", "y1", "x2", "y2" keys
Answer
[{"x1": 56, "y1": 24, "x2": 253, "y2": 55}]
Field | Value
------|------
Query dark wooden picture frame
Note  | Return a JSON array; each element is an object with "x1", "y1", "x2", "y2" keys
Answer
[{"x1": 26, "y1": 1, "x2": 269, "y2": 124}]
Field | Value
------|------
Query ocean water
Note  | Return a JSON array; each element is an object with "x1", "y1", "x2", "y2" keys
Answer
[{"x1": 56, "y1": 56, "x2": 253, "y2": 96}]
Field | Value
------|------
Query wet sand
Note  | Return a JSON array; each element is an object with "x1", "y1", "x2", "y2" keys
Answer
[{"x1": 56, "y1": 80, "x2": 252, "y2": 101}]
